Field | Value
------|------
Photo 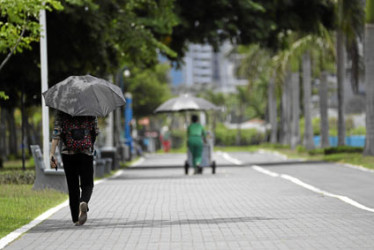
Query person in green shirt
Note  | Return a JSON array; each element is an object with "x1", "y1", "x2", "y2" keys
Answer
[{"x1": 187, "y1": 114, "x2": 206, "y2": 174}]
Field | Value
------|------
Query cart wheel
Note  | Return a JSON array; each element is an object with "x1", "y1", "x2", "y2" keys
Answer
[
  {"x1": 211, "y1": 161, "x2": 216, "y2": 174},
  {"x1": 184, "y1": 161, "x2": 189, "y2": 175},
  {"x1": 198, "y1": 167, "x2": 203, "y2": 174}
]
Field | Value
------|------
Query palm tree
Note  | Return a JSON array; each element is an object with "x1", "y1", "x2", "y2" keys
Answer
[
  {"x1": 336, "y1": 0, "x2": 346, "y2": 146},
  {"x1": 267, "y1": 74, "x2": 277, "y2": 143},
  {"x1": 364, "y1": 0, "x2": 374, "y2": 155},
  {"x1": 235, "y1": 86, "x2": 250, "y2": 145},
  {"x1": 333, "y1": 0, "x2": 365, "y2": 146},
  {"x1": 236, "y1": 45, "x2": 274, "y2": 143},
  {"x1": 302, "y1": 52, "x2": 315, "y2": 150},
  {"x1": 319, "y1": 71, "x2": 330, "y2": 148},
  {"x1": 290, "y1": 70, "x2": 300, "y2": 149}
]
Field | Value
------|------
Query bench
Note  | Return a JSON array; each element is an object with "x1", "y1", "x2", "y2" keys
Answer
[{"x1": 30, "y1": 145, "x2": 68, "y2": 193}]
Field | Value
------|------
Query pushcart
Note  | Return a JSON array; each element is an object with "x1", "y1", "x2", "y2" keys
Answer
[
  {"x1": 184, "y1": 131, "x2": 216, "y2": 175},
  {"x1": 154, "y1": 94, "x2": 219, "y2": 175}
]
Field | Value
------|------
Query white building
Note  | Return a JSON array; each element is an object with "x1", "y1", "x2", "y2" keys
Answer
[{"x1": 173, "y1": 42, "x2": 247, "y2": 93}]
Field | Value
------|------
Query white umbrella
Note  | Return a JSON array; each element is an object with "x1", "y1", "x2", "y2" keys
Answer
[{"x1": 154, "y1": 94, "x2": 218, "y2": 113}]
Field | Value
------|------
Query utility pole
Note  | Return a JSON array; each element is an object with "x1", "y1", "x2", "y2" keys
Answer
[{"x1": 40, "y1": 9, "x2": 50, "y2": 168}]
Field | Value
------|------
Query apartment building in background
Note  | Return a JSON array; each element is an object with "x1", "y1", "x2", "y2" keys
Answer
[{"x1": 169, "y1": 42, "x2": 247, "y2": 94}]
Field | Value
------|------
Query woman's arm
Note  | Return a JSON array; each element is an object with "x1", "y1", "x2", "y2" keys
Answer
[
  {"x1": 50, "y1": 138, "x2": 59, "y2": 169},
  {"x1": 50, "y1": 112, "x2": 61, "y2": 169}
]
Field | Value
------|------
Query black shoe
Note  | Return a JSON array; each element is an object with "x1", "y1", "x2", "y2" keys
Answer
[{"x1": 78, "y1": 202, "x2": 88, "y2": 225}]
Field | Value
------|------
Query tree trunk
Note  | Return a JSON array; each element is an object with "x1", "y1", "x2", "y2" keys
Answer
[
  {"x1": 302, "y1": 52, "x2": 315, "y2": 150},
  {"x1": 280, "y1": 72, "x2": 292, "y2": 145},
  {"x1": 25, "y1": 115, "x2": 35, "y2": 155},
  {"x1": 235, "y1": 105, "x2": 243, "y2": 146},
  {"x1": 7, "y1": 108, "x2": 18, "y2": 156},
  {"x1": 364, "y1": 24, "x2": 374, "y2": 155},
  {"x1": 0, "y1": 108, "x2": 6, "y2": 168},
  {"x1": 0, "y1": 108, "x2": 7, "y2": 159},
  {"x1": 319, "y1": 71, "x2": 330, "y2": 148},
  {"x1": 268, "y1": 75, "x2": 278, "y2": 143},
  {"x1": 290, "y1": 72, "x2": 300, "y2": 150},
  {"x1": 337, "y1": 29, "x2": 346, "y2": 146}
]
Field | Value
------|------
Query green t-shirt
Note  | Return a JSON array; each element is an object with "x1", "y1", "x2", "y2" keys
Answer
[{"x1": 187, "y1": 123, "x2": 206, "y2": 137}]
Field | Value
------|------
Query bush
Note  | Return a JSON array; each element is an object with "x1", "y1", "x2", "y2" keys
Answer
[
  {"x1": 307, "y1": 148, "x2": 325, "y2": 155},
  {"x1": 214, "y1": 123, "x2": 265, "y2": 146},
  {"x1": 0, "y1": 171, "x2": 35, "y2": 185},
  {"x1": 323, "y1": 146, "x2": 363, "y2": 155},
  {"x1": 348, "y1": 126, "x2": 366, "y2": 135},
  {"x1": 171, "y1": 129, "x2": 186, "y2": 149}
]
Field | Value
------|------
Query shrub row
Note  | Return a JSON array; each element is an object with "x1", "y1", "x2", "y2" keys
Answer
[
  {"x1": 308, "y1": 146, "x2": 364, "y2": 155},
  {"x1": 214, "y1": 124, "x2": 265, "y2": 146},
  {"x1": 168, "y1": 123, "x2": 266, "y2": 148},
  {"x1": 0, "y1": 171, "x2": 35, "y2": 185}
]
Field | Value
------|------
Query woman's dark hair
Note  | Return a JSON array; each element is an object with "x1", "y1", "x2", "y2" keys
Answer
[{"x1": 191, "y1": 114, "x2": 199, "y2": 123}]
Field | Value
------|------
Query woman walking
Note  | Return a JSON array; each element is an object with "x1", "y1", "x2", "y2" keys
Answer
[
  {"x1": 187, "y1": 114, "x2": 206, "y2": 174},
  {"x1": 49, "y1": 111, "x2": 99, "y2": 226}
]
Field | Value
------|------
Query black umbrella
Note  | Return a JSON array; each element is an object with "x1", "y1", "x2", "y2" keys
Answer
[
  {"x1": 154, "y1": 94, "x2": 218, "y2": 113},
  {"x1": 43, "y1": 75, "x2": 126, "y2": 117}
]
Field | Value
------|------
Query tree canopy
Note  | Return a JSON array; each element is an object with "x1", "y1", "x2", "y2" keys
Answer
[
  {"x1": 166, "y1": 0, "x2": 336, "y2": 64},
  {"x1": 0, "y1": 0, "x2": 338, "y2": 118}
]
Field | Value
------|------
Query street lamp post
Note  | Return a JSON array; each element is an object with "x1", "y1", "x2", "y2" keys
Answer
[
  {"x1": 115, "y1": 67, "x2": 132, "y2": 159},
  {"x1": 124, "y1": 92, "x2": 133, "y2": 159}
]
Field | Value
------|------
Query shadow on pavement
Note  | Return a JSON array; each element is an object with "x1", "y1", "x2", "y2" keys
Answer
[
  {"x1": 124, "y1": 160, "x2": 327, "y2": 170},
  {"x1": 28, "y1": 216, "x2": 279, "y2": 232},
  {"x1": 253, "y1": 160, "x2": 326, "y2": 167}
]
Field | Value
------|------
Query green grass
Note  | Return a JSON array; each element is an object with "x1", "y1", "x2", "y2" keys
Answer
[
  {"x1": 242, "y1": 144, "x2": 374, "y2": 170},
  {"x1": 215, "y1": 145, "x2": 258, "y2": 152},
  {"x1": 0, "y1": 185, "x2": 67, "y2": 238},
  {"x1": 2, "y1": 158, "x2": 34, "y2": 171}
]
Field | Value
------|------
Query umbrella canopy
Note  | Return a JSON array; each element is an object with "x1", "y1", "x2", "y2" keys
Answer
[
  {"x1": 43, "y1": 75, "x2": 126, "y2": 117},
  {"x1": 154, "y1": 94, "x2": 218, "y2": 113}
]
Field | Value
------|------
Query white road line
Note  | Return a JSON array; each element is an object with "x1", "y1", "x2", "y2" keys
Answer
[
  {"x1": 0, "y1": 159, "x2": 140, "y2": 249},
  {"x1": 216, "y1": 151, "x2": 243, "y2": 165},
  {"x1": 253, "y1": 165, "x2": 374, "y2": 213},
  {"x1": 257, "y1": 149, "x2": 288, "y2": 160},
  {"x1": 252, "y1": 166, "x2": 279, "y2": 177},
  {"x1": 130, "y1": 157, "x2": 145, "y2": 167}
]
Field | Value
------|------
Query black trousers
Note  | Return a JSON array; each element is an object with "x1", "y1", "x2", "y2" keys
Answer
[{"x1": 62, "y1": 153, "x2": 94, "y2": 223}]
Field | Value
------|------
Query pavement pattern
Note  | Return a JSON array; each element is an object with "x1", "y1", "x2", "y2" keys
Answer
[{"x1": 4, "y1": 151, "x2": 374, "y2": 249}]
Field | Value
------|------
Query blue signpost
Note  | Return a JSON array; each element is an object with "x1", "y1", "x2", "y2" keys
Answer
[{"x1": 125, "y1": 93, "x2": 133, "y2": 156}]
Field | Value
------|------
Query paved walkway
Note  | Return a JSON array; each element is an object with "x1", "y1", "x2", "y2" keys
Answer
[{"x1": 4, "y1": 152, "x2": 374, "y2": 249}]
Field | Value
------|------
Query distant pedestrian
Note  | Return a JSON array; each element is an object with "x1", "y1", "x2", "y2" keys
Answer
[
  {"x1": 49, "y1": 111, "x2": 99, "y2": 226},
  {"x1": 187, "y1": 114, "x2": 206, "y2": 174},
  {"x1": 161, "y1": 126, "x2": 171, "y2": 152}
]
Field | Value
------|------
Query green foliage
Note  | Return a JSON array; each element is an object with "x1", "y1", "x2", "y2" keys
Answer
[
  {"x1": 0, "y1": 0, "x2": 64, "y2": 55},
  {"x1": 323, "y1": 146, "x2": 363, "y2": 154},
  {"x1": 170, "y1": 129, "x2": 186, "y2": 149},
  {"x1": 0, "y1": 91, "x2": 8, "y2": 100},
  {"x1": 214, "y1": 123, "x2": 265, "y2": 146},
  {"x1": 107, "y1": 0, "x2": 178, "y2": 67},
  {"x1": 168, "y1": 0, "x2": 335, "y2": 63},
  {"x1": 0, "y1": 170, "x2": 35, "y2": 184},
  {"x1": 307, "y1": 148, "x2": 325, "y2": 155},
  {"x1": 367, "y1": 0, "x2": 374, "y2": 23},
  {"x1": 348, "y1": 126, "x2": 366, "y2": 135},
  {"x1": 310, "y1": 117, "x2": 364, "y2": 136},
  {"x1": 126, "y1": 63, "x2": 172, "y2": 117},
  {"x1": 308, "y1": 145, "x2": 363, "y2": 155}
]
